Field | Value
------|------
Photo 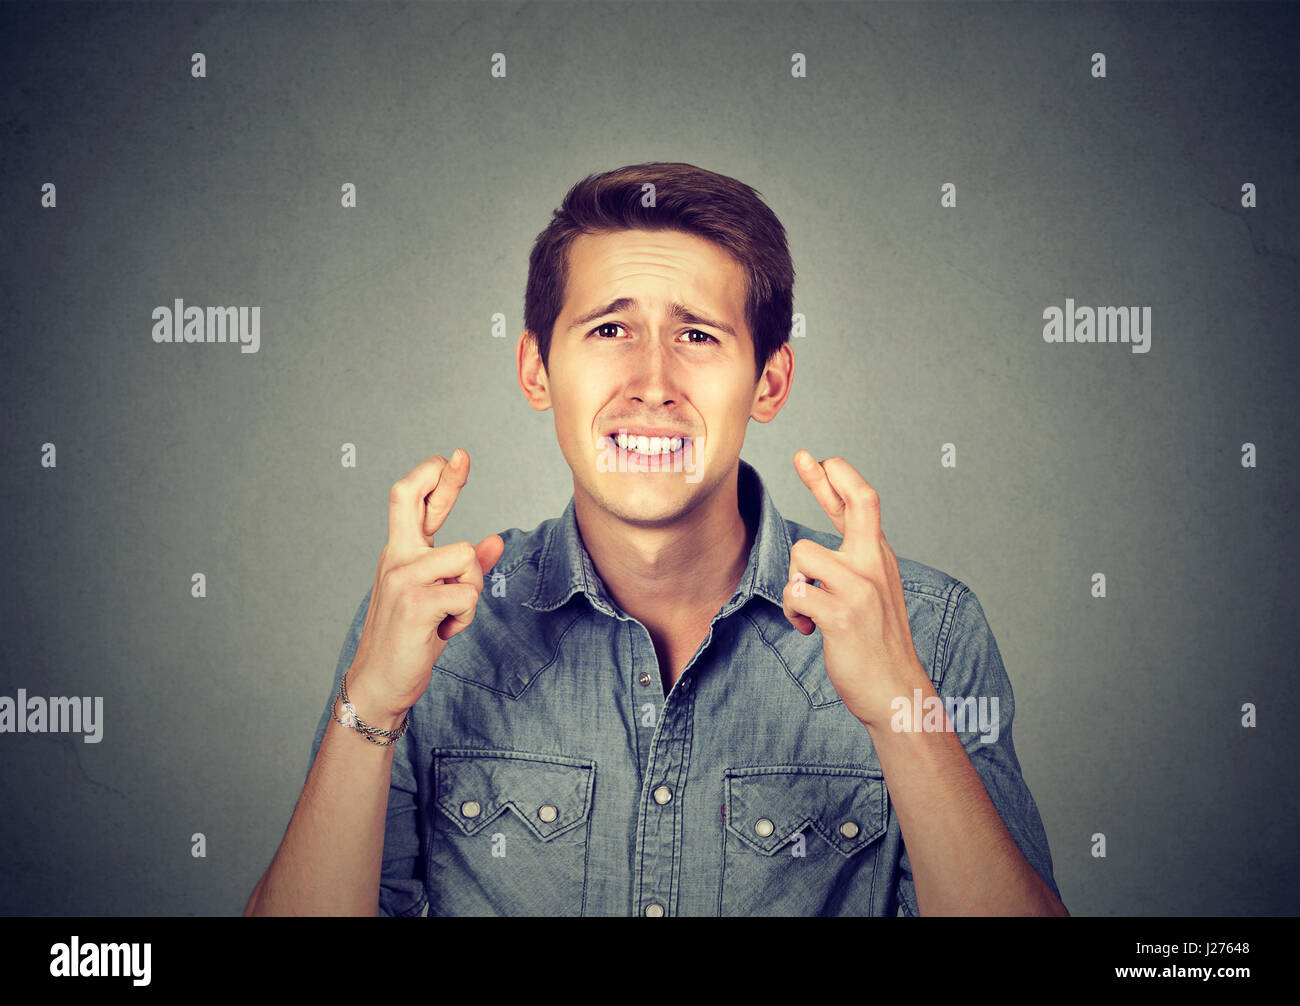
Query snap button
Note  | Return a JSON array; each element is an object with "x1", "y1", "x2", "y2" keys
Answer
[
  {"x1": 755, "y1": 818, "x2": 774, "y2": 837},
  {"x1": 653, "y1": 785, "x2": 672, "y2": 805},
  {"x1": 839, "y1": 820, "x2": 859, "y2": 839},
  {"x1": 460, "y1": 800, "x2": 481, "y2": 818},
  {"x1": 644, "y1": 902, "x2": 665, "y2": 917},
  {"x1": 638, "y1": 672, "x2": 652, "y2": 686},
  {"x1": 538, "y1": 804, "x2": 558, "y2": 823}
]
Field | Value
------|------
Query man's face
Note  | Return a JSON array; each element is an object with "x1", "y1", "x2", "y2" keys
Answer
[{"x1": 522, "y1": 227, "x2": 779, "y2": 528}]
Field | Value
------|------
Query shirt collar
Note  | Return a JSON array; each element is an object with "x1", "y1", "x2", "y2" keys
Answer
[{"x1": 524, "y1": 458, "x2": 793, "y2": 618}]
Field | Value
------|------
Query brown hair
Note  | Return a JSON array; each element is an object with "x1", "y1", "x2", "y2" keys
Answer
[{"x1": 523, "y1": 162, "x2": 795, "y2": 379}]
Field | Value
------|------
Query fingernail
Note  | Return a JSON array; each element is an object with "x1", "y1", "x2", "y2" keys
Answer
[{"x1": 452, "y1": 448, "x2": 464, "y2": 464}]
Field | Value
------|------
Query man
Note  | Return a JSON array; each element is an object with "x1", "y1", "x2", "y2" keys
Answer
[{"x1": 245, "y1": 162, "x2": 1067, "y2": 917}]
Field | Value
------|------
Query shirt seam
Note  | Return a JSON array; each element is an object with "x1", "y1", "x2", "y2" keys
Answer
[{"x1": 933, "y1": 581, "x2": 972, "y2": 691}]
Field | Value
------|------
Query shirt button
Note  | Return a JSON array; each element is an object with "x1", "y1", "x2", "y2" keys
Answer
[
  {"x1": 839, "y1": 820, "x2": 860, "y2": 839},
  {"x1": 754, "y1": 818, "x2": 775, "y2": 837},
  {"x1": 638, "y1": 672, "x2": 652, "y2": 686},
  {"x1": 653, "y1": 785, "x2": 672, "y2": 805},
  {"x1": 460, "y1": 800, "x2": 481, "y2": 818},
  {"x1": 538, "y1": 804, "x2": 558, "y2": 823},
  {"x1": 644, "y1": 902, "x2": 665, "y2": 917}
]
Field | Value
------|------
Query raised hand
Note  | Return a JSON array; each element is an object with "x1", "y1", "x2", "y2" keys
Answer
[
  {"x1": 781, "y1": 450, "x2": 928, "y2": 728},
  {"x1": 346, "y1": 449, "x2": 505, "y2": 722}
]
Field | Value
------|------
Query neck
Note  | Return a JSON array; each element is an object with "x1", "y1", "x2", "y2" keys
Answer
[{"x1": 573, "y1": 464, "x2": 755, "y2": 623}]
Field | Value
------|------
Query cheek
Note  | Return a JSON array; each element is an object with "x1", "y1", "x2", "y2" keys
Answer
[
  {"x1": 707, "y1": 395, "x2": 753, "y2": 436},
  {"x1": 548, "y1": 379, "x2": 597, "y2": 437}
]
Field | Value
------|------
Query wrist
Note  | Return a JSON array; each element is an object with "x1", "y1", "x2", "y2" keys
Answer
[
  {"x1": 341, "y1": 667, "x2": 410, "y2": 733},
  {"x1": 857, "y1": 659, "x2": 935, "y2": 732}
]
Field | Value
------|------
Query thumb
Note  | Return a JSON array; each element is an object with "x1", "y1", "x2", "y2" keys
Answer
[{"x1": 475, "y1": 533, "x2": 506, "y2": 576}]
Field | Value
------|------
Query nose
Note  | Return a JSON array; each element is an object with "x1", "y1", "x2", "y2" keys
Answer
[{"x1": 625, "y1": 332, "x2": 679, "y2": 407}]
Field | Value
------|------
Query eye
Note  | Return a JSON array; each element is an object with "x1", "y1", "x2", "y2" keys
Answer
[{"x1": 589, "y1": 323, "x2": 718, "y2": 345}]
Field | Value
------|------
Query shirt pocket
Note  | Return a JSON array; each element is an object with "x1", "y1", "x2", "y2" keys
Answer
[
  {"x1": 719, "y1": 765, "x2": 888, "y2": 916},
  {"x1": 429, "y1": 748, "x2": 596, "y2": 916}
]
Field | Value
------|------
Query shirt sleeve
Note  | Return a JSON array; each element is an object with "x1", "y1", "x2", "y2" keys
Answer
[
  {"x1": 305, "y1": 584, "x2": 428, "y2": 918},
  {"x1": 896, "y1": 585, "x2": 1062, "y2": 916}
]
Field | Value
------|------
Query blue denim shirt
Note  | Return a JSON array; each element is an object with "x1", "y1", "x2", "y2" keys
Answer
[{"x1": 307, "y1": 459, "x2": 1061, "y2": 916}]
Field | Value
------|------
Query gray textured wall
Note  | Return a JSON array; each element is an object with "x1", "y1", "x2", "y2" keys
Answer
[{"x1": 1, "y1": 0, "x2": 1296, "y2": 916}]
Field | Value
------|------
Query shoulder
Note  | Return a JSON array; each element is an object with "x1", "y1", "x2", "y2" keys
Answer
[{"x1": 781, "y1": 516, "x2": 988, "y2": 685}]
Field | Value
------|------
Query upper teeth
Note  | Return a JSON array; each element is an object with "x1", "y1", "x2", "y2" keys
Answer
[{"x1": 614, "y1": 432, "x2": 684, "y2": 454}]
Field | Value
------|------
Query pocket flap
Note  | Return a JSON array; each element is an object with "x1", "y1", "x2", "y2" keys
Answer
[
  {"x1": 724, "y1": 766, "x2": 887, "y2": 856},
  {"x1": 433, "y1": 748, "x2": 595, "y2": 841}
]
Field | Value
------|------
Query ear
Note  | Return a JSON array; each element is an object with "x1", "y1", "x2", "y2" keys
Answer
[
  {"x1": 517, "y1": 330, "x2": 552, "y2": 411},
  {"x1": 750, "y1": 342, "x2": 794, "y2": 423}
]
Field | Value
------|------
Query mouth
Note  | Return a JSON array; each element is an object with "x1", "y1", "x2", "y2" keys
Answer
[{"x1": 598, "y1": 427, "x2": 694, "y2": 458}]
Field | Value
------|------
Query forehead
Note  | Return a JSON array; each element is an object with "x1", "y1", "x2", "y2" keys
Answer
[{"x1": 562, "y1": 228, "x2": 748, "y2": 319}]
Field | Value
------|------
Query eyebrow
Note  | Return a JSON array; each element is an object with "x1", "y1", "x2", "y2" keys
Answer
[{"x1": 569, "y1": 297, "x2": 739, "y2": 339}]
